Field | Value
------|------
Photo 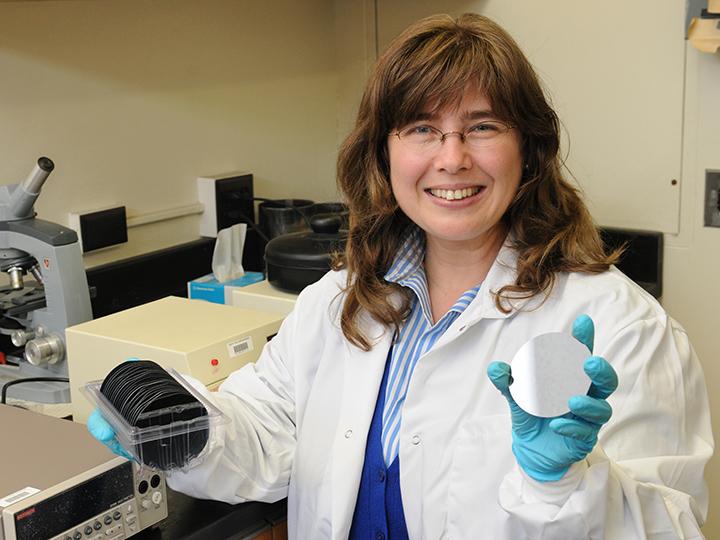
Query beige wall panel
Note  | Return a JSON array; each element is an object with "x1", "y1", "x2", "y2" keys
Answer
[
  {"x1": 664, "y1": 46, "x2": 720, "y2": 537},
  {"x1": 0, "y1": 0, "x2": 340, "y2": 260},
  {"x1": 377, "y1": 0, "x2": 684, "y2": 233}
]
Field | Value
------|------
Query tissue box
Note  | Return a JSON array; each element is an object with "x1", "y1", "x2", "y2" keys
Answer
[{"x1": 188, "y1": 272, "x2": 265, "y2": 304}]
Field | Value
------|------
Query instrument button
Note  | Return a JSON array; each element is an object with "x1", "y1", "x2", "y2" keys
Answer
[
  {"x1": 138, "y1": 480, "x2": 149, "y2": 494},
  {"x1": 84, "y1": 525, "x2": 94, "y2": 535},
  {"x1": 103, "y1": 515, "x2": 112, "y2": 525},
  {"x1": 151, "y1": 491, "x2": 163, "y2": 505},
  {"x1": 93, "y1": 521, "x2": 102, "y2": 530},
  {"x1": 150, "y1": 474, "x2": 161, "y2": 488},
  {"x1": 112, "y1": 511, "x2": 122, "y2": 521}
]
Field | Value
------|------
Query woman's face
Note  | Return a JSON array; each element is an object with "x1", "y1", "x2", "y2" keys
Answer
[{"x1": 388, "y1": 89, "x2": 523, "y2": 250}]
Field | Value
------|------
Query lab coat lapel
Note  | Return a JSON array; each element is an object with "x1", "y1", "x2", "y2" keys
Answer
[
  {"x1": 431, "y1": 240, "x2": 541, "y2": 350},
  {"x1": 330, "y1": 313, "x2": 393, "y2": 538}
]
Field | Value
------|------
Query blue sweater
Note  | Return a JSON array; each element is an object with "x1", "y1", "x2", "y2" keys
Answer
[{"x1": 349, "y1": 351, "x2": 409, "y2": 539}]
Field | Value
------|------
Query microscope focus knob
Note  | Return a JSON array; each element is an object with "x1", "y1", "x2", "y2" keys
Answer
[
  {"x1": 8, "y1": 267, "x2": 24, "y2": 290},
  {"x1": 11, "y1": 330, "x2": 34, "y2": 347},
  {"x1": 24, "y1": 334, "x2": 65, "y2": 366}
]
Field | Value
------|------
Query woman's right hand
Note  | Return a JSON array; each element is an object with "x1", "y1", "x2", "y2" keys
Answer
[{"x1": 87, "y1": 408, "x2": 134, "y2": 461}]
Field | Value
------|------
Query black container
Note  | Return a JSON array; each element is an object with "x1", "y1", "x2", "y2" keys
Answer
[
  {"x1": 258, "y1": 199, "x2": 314, "y2": 240},
  {"x1": 265, "y1": 214, "x2": 346, "y2": 293},
  {"x1": 311, "y1": 202, "x2": 349, "y2": 230}
]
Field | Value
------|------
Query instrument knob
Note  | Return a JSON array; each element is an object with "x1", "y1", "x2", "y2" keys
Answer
[
  {"x1": 11, "y1": 330, "x2": 34, "y2": 347},
  {"x1": 24, "y1": 333, "x2": 65, "y2": 366},
  {"x1": 8, "y1": 267, "x2": 24, "y2": 290}
]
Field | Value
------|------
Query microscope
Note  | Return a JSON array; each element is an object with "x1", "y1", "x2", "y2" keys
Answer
[{"x1": 0, "y1": 157, "x2": 92, "y2": 403}]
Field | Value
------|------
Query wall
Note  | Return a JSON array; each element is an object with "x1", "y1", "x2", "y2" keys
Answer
[
  {"x1": 664, "y1": 45, "x2": 720, "y2": 537},
  {"x1": 0, "y1": 0, "x2": 341, "y2": 266}
]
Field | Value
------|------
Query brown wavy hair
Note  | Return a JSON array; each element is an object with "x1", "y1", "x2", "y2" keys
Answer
[{"x1": 334, "y1": 13, "x2": 620, "y2": 351}]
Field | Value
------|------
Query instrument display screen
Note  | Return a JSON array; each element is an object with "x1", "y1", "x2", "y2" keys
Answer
[{"x1": 13, "y1": 461, "x2": 134, "y2": 540}]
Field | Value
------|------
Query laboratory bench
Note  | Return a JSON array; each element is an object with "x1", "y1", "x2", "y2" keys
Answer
[{"x1": 137, "y1": 488, "x2": 287, "y2": 540}]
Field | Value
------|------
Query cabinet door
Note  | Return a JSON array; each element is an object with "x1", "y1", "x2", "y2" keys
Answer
[{"x1": 377, "y1": 0, "x2": 685, "y2": 233}]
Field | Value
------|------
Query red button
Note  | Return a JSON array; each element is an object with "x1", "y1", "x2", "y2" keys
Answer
[{"x1": 211, "y1": 358, "x2": 219, "y2": 366}]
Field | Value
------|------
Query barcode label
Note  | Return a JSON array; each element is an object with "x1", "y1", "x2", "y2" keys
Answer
[
  {"x1": 0, "y1": 487, "x2": 39, "y2": 508},
  {"x1": 227, "y1": 337, "x2": 253, "y2": 358}
]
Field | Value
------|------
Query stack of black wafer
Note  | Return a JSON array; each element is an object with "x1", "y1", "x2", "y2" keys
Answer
[{"x1": 100, "y1": 360, "x2": 209, "y2": 470}]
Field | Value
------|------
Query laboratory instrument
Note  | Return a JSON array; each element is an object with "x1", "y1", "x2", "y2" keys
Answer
[
  {"x1": 231, "y1": 278, "x2": 298, "y2": 316},
  {"x1": 0, "y1": 157, "x2": 93, "y2": 403},
  {"x1": 264, "y1": 214, "x2": 347, "y2": 293},
  {"x1": 67, "y1": 296, "x2": 284, "y2": 422},
  {"x1": 0, "y1": 404, "x2": 166, "y2": 540}
]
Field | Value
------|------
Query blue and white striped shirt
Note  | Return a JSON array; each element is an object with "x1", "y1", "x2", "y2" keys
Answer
[{"x1": 381, "y1": 227, "x2": 481, "y2": 465}]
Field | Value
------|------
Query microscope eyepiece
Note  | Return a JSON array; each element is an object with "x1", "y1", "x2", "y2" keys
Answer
[{"x1": 37, "y1": 157, "x2": 54, "y2": 173}]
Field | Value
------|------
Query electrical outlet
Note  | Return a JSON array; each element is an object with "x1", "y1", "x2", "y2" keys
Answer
[{"x1": 704, "y1": 170, "x2": 720, "y2": 228}]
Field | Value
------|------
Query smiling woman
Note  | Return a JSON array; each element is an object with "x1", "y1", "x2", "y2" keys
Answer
[{"x1": 335, "y1": 14, "x2": 619, "y2": 347}]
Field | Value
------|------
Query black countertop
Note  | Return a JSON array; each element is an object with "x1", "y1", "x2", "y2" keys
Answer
[{"x1": 136, "y1": 488, "x2": 287, "y2": 540}]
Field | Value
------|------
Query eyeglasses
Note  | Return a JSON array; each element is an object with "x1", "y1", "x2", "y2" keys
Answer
[{"x1": 392, "y1": 121, "x2": 514, "y2": 153}]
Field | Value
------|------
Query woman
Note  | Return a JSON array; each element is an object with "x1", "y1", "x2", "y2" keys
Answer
[{"x1": 90, "y1": 13, "x2": 713, "y2": 539}]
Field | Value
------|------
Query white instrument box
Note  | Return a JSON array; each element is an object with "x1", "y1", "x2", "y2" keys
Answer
[{"x1": 67, "y1": 296, "x2": 284, "y2": 422}]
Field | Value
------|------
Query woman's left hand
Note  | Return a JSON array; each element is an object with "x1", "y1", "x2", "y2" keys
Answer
[{"x1": 487, "y1": 315, "x2": 619, "y2": 482}]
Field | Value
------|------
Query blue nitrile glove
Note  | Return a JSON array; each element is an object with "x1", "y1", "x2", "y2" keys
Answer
[
  {"x1": 87, "y1": 408, "x2": 134, "y2": 460},
  {"x1": 86, "y1": 357, "x2": 141, "y2": 461},
  {"x1": 487, "y1": 315, "x2": 618, "y2": 482}
]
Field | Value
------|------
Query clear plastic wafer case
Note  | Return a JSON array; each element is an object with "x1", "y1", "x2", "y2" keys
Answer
[{"x1": 81, "y1": 368, "x2": 228, "y2": 471}]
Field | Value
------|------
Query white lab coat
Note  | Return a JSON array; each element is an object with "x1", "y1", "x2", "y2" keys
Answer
[{"x1": 168, "y1": 242, "x2": 713, "y2": 539}]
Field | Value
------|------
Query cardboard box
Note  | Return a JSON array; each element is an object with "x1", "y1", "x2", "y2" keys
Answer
[{"x1": 188, "y1": 271, "x2": 264, "y2": 304}]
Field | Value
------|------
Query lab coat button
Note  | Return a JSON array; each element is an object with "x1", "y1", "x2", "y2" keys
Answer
[
  {"x1": 411, "y1": 434, "x2": 421, "y2": 445},
  {"x1": 459, "y1": 325, "x2": 466, "y2": 332},
  {"x1": 375, "y1": 532, "x2": 385, "y2": 540},
  {"x1": 377, "y1": 469, "x2": 385, "y2": 482},
  {"x1": 344, "y1": 429, "x2": 353, "y2": 439}
]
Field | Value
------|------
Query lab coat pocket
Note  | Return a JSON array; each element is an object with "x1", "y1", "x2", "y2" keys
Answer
[{"x1": 446, "y1": 414, "x2": 515, "y2": 539}]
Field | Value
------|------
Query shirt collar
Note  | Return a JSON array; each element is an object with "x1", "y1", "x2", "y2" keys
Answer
[
  {"x1": 384, "y1": 226, "x2": 425, "y2": 285},
  {"x1": 384, "y1": 226, "x2": 482, "y2": 325}
]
